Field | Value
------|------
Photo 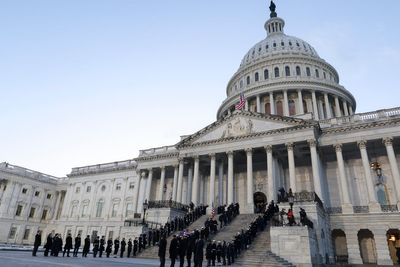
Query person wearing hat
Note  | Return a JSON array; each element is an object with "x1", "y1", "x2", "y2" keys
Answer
[
  {"x1": 178, "y1": 235, "x2": 187, "y2": 267},
  {"x1": 210, "y1": 240, "x2": 217, "y2": 266},
  {"x1": 169, "y1": 235, "x2": 179, "y2": 267}
]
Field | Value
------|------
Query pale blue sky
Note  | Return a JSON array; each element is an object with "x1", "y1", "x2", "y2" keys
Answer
[{"x1": 1, "y1": 1, "x2": 399, "y2": 177}]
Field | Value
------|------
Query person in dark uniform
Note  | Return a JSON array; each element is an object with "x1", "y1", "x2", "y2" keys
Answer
[
  {"x1": 106, "y1": 238, "x2": 113, "y2": 258},
  {"x1": 194, "y1": 237, "x2": 205, "y2": 267},
  {"x1": 32, "y1": 230, "x2": 41, "y2": 256},
  {"x1": 55, "y1": 234, "x2": 63, "y2": 257},
  {"x1": 82, "y1": 235, "x2": 90, "y2": 257},
  {"x1": 44, "y1": 233, "x2": 52, "y2": 257},
  {"x1": 179, "y1": 235, "x2": 187, "y2": 267},
  {"x1": 73, "y1": 234, "x2": 81, "y2": 257},
  {"x1": 93, "y1": 236, "x2": 100, "y2": 257},
  {"x1": 138, "y1": 235, "x2": 143, "y2": 253},
  {"x1": 216, "y1": 241, "x2": 222, "y2": 264},
  {"x1": 120, "y1": 238, "x2": 126, "y2": 258},
  {"x1": 186, "y1": 234, "x2": 194, "y2": 267},
  {"x1": 113, "y1": 237, "x2": 120, "y2": 258},
  {"x1": 169, "y1": 235, "x2": 179, "y2": 267},
  {"x1": 51, "y1": 234, "x2": 58, "y2": 256},
  {"x1": 99, "y1": 236, "x2": 105, "y2": 257},
  {"x1": 159, "y1": 235, "x2": 167, "y2": 267},
  {"x1": 63, "y1": 233, "x2": 73, "y2": 257},
  {"x1": 133, "y1": 237, "x2": 138, "y2": 257},
  {"x1": 127, "y1": 238, "x2": 132, "y2": 258},
  {"x1": 210, "y1": 240, "x2": 217, "y2": 266},
  {"x1": 221, "y1": 241, "x2": 227, "y2": 266},
  {"x1": 206, "y1": 241, "x2": 212, "y2": 266}
]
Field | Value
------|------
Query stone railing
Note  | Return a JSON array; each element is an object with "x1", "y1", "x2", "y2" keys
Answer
[
  {"x1": 319, "y1": 107, "x2": 400, "y2": 128},
  {"x1": 381, "y1": 205, "x2": 398, "y2": 212},
  {"x1": 292, "y1": 191, "x2": 324, "y2": 208},
  {"x1": 148, "y1": 200, "x2": 189, "y2": 212},
  {"x1": 353, "y1": 205, "x2": 369, "y2": 213},
  {"x1": 123, "y1": 219, "x2": 163, "y2": 229},
  {"x1": 0, "y1": 162, "x2": 60, "y2": 183},
  {"x1": 138, "y1": 145, "x2": 177, "y2": 157},
  {"x1": 69, "y1": 159, "x2": 137, "y2": 176},
  {"x1": 326, "y1": 207, "x2": 342, "y2": 214}
]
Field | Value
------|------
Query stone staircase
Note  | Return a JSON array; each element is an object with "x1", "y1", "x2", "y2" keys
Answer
[
  {"x1": 138, "y1": 214, "x2": 209, "y2": 259},
  {"x1": 212, "y1": 214, "x2": 260, "y2": 242},
  {"x1": 235, "y1": 227, "x2": 296, "y2": 267}
]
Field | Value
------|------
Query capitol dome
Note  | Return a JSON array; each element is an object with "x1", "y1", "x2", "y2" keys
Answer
[{"x1": 217, "y1": 3, "x2": 356, "y2": 121}]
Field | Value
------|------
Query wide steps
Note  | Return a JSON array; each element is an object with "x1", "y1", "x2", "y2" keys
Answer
[{"x1": 211, "y1": 214, "x2": 260, "y2": 242}]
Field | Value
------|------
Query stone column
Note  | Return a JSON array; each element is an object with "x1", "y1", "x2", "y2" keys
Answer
[
  {"x1": 209, "y1": 154, "x2": 216, "y2": 208},
  {"x1": 349, "y1": 106, "x2": 354, "y2": 115},
  {"x1": 343, "y1": 101, "x2": 349, "y2": 116},
  {"x1": 334, "y1": 96, "x2": 342, "y2": 117},
  {"x1": 324, "y1": 93, "x2": 332, "y2": 119},
  {"x1": 269, "y1": 92, "x2": 275, "y2": 115},
  {"x1": 373, "y1": 228, "x2": 394, "y2": 265},
  {"x1": 308, "y1": 139, "x2": 324, "y2": 203},
  {"x1": 266, "y1": 146, "x2": 276, "y2": 202},
  {"x1": 312, "y1": 91, "x2": 319, "y2": 120},
  {"x1": 172, "y1": 165, "x2": 179, "y2": 201},
  {"x1": 245, "y1": 100, "x2": 249, "y2": 111},
  {"x1": 334, "y1": 144, "x2": 353, "y2": 213},
  {"x1": 187, "y1": 164, "x2": 193, "y2": 204},
  {"x1": 177, "y1": 159, "x2": 184, "y2": 203},
  {"x1": 145, "y1": 169, "x2": 153, "y2": 202},
  {"x1": 383, "y1": 137, "x2": 400, "y2": 208},
  {"x1": 218, "y1": 161, "x2": 224, "y2": 206},
  {"x1": 246, "y1": 148, "x2": 254, "y2": 212},
  {"x1": 283, "y1": 90, "x2": 289, "y2": 116},
  {"x1": 297, "y1": 90, "x2": 304, "y2": 114},
  {"x1": 158, "y1": 167, "x2": 166, "y2": 201},
  {"x1": 286, "y1": 143, "x2": 297, "y2": 192},
  {"x1": 52, "y1": 191, "x2": 62, "y2": 220},
  {"x1": 227, "y1": 151, "x2": 234, "y2": 204},
  {"x1": 133, "y1": 171, "x2": 142, "y2": 213},
  {"x1": 256, "y1": 95, "x2": 261, "y2": 113},
  {"x1": 61, "y1": 183, "x2": 73, "y2": 218},
  {"x1": 358, "y1": 141, "x2": 380, "y2": 212},
  {"x1": 345, "y1": 229, "x2": 363, "y2": 264},
  {"x1": 0, "y1": 181, "x2": 16, "y2": 216},
  {"x1": 192, "y1": 156, "x2": 200, "y2": 205}
]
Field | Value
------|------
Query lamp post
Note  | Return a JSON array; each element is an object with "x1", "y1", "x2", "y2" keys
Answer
[{"x1": 142, "y1": 199, "x2": 148, "y2": 225}]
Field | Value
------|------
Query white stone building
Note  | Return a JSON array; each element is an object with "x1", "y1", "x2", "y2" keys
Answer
[{"x1": 1, "y1": 2, "x2": 400, "y2": 266}]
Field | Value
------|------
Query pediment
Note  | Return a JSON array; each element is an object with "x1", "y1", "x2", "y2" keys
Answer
[{"x1": 177, "y1": 111, "x2": 315, "y2": 147}]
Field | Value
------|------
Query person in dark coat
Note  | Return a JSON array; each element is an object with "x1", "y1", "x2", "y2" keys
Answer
[
  {"x1": 93, "y1": 236, "x2": 100, "y2": 257},
  {"x1": 169, "y1": 235, "x2": 179, "y2": 267},
  {"x1": 55, "y1": 234, "x2": 63, "y2": 257},
  {"x1": 51, "y1": 234, "x2": 58, "y2": 256},
  {"x1": 73, "y1": 234, "x2": 81, "y2": 257},
  {"x1": 133, "y1": 238, "x2": 138, "y2": 256},
  {"x1": 221, "y1": 241, "x2": 227, "y2": 266},
  {"x1": 159, "y1": 235, "x2": 167, "y2": 267},
  {"x1": 32, "y1": 230, "x2": 41, "y2": 256},
  {"x1": 206, "y1": 241, "x2": 212, "y2": 266},
  {"x1": 186, "y1": 234, "x2": 195, "y2": 267},
  {"x1": 106, "y1": 238, "x2": 113, "y2": 258},
  {"x1": 44, "y1": 233, "x2": 52, "y2": 257},
  {"x1": 63, "y1": 233, "x2": 73, "y2": 257},
  {"x1": 179, "y1": 236, "x2": 187, "y2": 267},
  {"x1": 113, "y1": 238, "x2": 120, "y2": 257},
  {"x1": 82, "y1": 235, "x2": 90, "y2": 257},
  {"x1": 127, "y1": 238, "x2": 132, "y2": 258},
  {"x1": 120, "y1": 238, "x2": 126, "y2": 258},
  {"x1": 194, "y1": 237, "x2": 205, "y2": 267},
  {"x1": 99, "y1": 236, "x2": 105, "y2": 257},
  {"x1": 138, "y1": 235, "x2": 143, "y2": 253}
]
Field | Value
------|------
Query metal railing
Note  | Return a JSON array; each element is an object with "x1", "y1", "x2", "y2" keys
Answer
[
  {"x1": 327, "y1": 207, "x2": 342, "y2": 214},
  {"x1": 148, "y1": 200, "x2": 189, "y2": 212},
  {"x1": 353, "y1": 205, "x2": 369, "y2": 213},
  {"x1": 380, "y1": 205, "x2": 398, "y2": 212}
]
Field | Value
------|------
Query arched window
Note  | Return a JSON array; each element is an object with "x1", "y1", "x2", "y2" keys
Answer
[
  {"x1": 303, "y1": 100, "x2": 308, "y2": 113},
  {"x1": 276, "y1": 101, "x2": 283, "y2": 116},
  {"x1": 306, "y1": 67, "x2": 311, "y2": 77},
  {"x1": 264, "y1": 69, "x2": 269, "y2": 80},
  {"x1": 240, "y1": 80, "x2": 243, "y2": 88},
  {"x1": 315, "y1": 69, "x2": 320, "y2": 78},
  {"x1": 285, "y1": 66, "x2": 290, "y2": 77},
  {"x1": 289, "y1": 100, "x2": 296, "y2": 115},
  {"x1": 274, "y1": 67, "x2": 280, "y2": 78},
  {"x1": 255, "y1": 72, "x2": 259, "y2": 82},
  {"x1": 246, "y1": 76, "x2": 250, "y2": 85},
  {"x1": 265, "y1": 103, "x2": 271, "y2": 115},
  {"x1": 96, "y1": 199, "x2": 104, "y2": 218},
  {"x1": 296, "y1": 66, "x2": 301, "y2": 76}
]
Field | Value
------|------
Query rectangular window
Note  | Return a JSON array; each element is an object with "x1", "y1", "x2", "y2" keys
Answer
[
  {"x1": 46, "y1": 194, "x2": 52, "y2": 199},
  {"x1": 8, "y1": 227, "x2": 17, "y2": 239},
  {"x1": 23, "y1": 229, "x2": 30, "y2": 240},
  {"x1": 86, "y1": 186, "x2": 91, "y2": 193},
  {"x1": 81, "y1": 205, "x2": 88, "y2": 216},
  {"x1": 111, "y1": 204, "x2": 118, "y2": 217},
  {"x1": 22, "y1": 188, "x2": 27, "y2": 194},
  {"x1": 75, "y1": 187, "x2": 80, "y2": 193},
  {"x1": 96, "y1": 202, "x2": 103, "y2": 218},
  {"x1": 129, "y1": 182, "x2": 135, "y2": 190},
  {"x1": 108, "y1": 231, "x2": 114, "y2": 240},
  {"x1": 15, "y1": 205, "x2": 23, "y2": 216},
  {"x1": 116, "y1": 183, "x2": 121, "y2": 191},
  {"x1": 29, "y1": 207, "x2": 36, "y2": 218},
  {"x1": 125, "y1": 203, "x2": 133, "y2": 217},
  {"x1": 41, "y1": 209, "x2": 48, "y2": 220},
  {"x1": 91, "y1": 230, "x2": 98, "y2": 243},
  {"x1": 34, "y1": 191, "x2": 40, "y2": 197}
]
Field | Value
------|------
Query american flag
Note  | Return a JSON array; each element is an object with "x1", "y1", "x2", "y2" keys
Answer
[
  {"x1": 211, "y1": 207, "x2": 216, "y2": 218},
  {"x1": 235, "y1": 92, "x2": 246, "y2": 110}
]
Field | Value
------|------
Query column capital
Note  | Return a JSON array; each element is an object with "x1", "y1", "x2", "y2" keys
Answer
[
  {"x1": 357, "y1": 140, "x2": 367, "y2": 149},
  {"x1": 193, "y1": 155, "x2": 200, "y2": 160},
  {"x1": 307, "y1": 139, "x2": 318, "y2": 148},
  {"x1": 264, "y1": 145, "x2": 273, "y2": 153},
  {"x1": 383, "y1": 137, "x2": 393, "y2": 146},
  {"x1": 173, "y1": 164, "x2": 179, "y2": 168},
  {"x1": 286, "y1": 142, "x2": 294, "y2": 151},
  {"x1": 178, "y1": 157, "x2": 184, "y2": 163},
  {"x1": 141, "y1": 171, "x2": 147, "y2": 178},
  {"x1": 209, "y1": 153, "x2": 216, "y2": 159},
  {"x1": 245, "y1": 148, "x2": 253, "y2": 154},
  {"x1": 227, "y1": 151, "x2": 234, "y2": 156},
  {"x1": 148, "y1": 168, "x2": 153, "y2": 173},
  {"x1": 160, "y1": 166, "x2": 165, "y2": 170},
  {"x1": 334, "y1": 143, "x2": 343, "y2": 152}
]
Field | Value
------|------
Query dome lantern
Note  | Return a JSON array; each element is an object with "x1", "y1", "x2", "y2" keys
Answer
[{"x1": 265, "y1": 1, "x2": 285, "y2": 36}]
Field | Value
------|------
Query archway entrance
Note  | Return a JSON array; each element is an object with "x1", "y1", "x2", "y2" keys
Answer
[
  {"x1": 387, "y1": 229, "x2": 400, "y2": 264},
  {"x1": 358, "y1": 229, "x2": 377, "y2": 264},
  {"x1": 331, "y1": 229, "x2": 348, "y2": 263},
  {"x1": 253, "y1": 192, "x2": 267, "y2": 213}
]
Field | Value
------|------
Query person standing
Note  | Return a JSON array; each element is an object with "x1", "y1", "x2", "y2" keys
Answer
[
  {"x1": 99, "y1": 236, "x2": 105, "y2": 257},
  {"x1": 93, "y1": 236, "x2": 100, "y2": 257},
  {"x1": 113, "y1": 237, "x2": 120, "y2": 258},
  {"x1": 73, "y1": 234, "x2": 81, "y2": 257},
  {"x1": 179, "y1": 235, "x2": 187, "y2": 267},
  {"x1": 44, "y1": 233, "x2": 52, "y2": 257},
  {"x1": 133, "y1": 237, "x2": 138, "y2": 257},
  {"x1": 127, "y1": 238, "x2": 132, "y2": 258},
  {"x1": 120, "y1": 238, "x2": 126, "y2": 258},
  {"x1": 32, "y1": 230, "x2": 41, "y2": 256},
  {"x1": 63, "y1": 233, "x2": 73, "y2": 257},
  {"x1": 186, "y1": 234, "x2": 195, "y2": 267},
  {"x1": 106, "y1": 238, "x2": 113, "y2": 258},
  {"x1": 158, "y1": 235, "x2": 167, "y2": 267},
  {"x1": 194, "y1": 237, "x2": 205, "y2": 267},
  {"x1": 169, "y1": 235, "x2": 179, "y2": 267},
  {"x1": 82, "y1": 235, "x2": 90, "y2": 257}
]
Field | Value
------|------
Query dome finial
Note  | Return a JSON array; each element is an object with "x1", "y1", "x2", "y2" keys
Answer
[{"x1": 269, "y1": 1, "x2": 277, "y2": 18}]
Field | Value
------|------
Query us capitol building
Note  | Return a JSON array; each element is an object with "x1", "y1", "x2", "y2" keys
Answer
[{"x1": 1, "y1": 2, "x2": 399, "y2": 266}]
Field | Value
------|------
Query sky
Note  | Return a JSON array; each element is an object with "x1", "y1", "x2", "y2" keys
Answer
[{"x1": 1, "y1": 0, "x2": 399, "y2": 177}]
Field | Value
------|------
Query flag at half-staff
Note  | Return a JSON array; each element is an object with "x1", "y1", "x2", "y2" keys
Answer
[{"x1": 235, "y1": 92, "x2": 246, "y2": 110}]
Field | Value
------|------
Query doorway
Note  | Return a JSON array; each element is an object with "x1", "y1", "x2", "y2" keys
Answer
[{"x1": 254, "y1": 192, "x2": 267, "y2": 213}]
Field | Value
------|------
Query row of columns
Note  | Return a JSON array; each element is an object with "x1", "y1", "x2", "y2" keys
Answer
[{"x1": 240, "y1": 90, "x2": 354, "y2": 120}]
